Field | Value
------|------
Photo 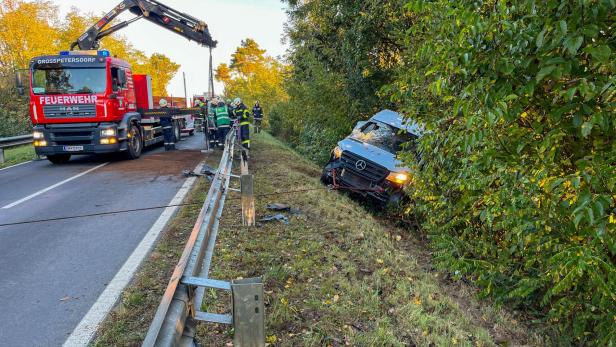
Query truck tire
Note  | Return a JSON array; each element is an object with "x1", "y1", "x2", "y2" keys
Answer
[
  {"x1": 47, "y1": 154, "x2": 71, "y2": 164},
  {"x1": 125, "y1": 123, "x2": 143, "y2": 159},
  {"x1": 173, "y1": 120, "x2": 181, "y2": 143}
]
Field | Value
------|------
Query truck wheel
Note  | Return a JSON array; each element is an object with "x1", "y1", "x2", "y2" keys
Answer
[
  {"x1": 125, "y1": 123, "x2": 143, "y2": 159},
  {"x1": 47, "y1": 154, "x2": 71, "y2": 164},
  {"x1": 173, "y1": 120, "x2": 181, "y2": 143}
]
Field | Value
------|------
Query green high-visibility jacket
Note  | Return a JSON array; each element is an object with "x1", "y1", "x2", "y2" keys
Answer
[{"x1": 215, "y1": 105, "x2": 231, "y2": 127}]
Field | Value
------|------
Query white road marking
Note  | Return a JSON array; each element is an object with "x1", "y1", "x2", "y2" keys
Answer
[
  {"x1": 1, "y1": 163, "x2": 108, "y2": 209},
  {"x1": 62, "y1": 162, "x2": 203, "y2": 347},
  {"x1": 0, "y1": 160, "x2": 33, "y2": 172}
]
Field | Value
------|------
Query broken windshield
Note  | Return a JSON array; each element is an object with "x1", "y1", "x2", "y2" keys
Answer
[
  {"x1": 32, "y1": 68, "x2": 107, "y2": 95},
  {"x1": 351, "y1": 121, "x2": 416, "y2": 153}
]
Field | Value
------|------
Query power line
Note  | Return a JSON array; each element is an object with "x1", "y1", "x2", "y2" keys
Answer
[
  {"x1": 0, "y1": 202, "x2": 202, "y2": 228},
  {"x1": 0, "y1": 187, "x2": 331, "y2": 228}
]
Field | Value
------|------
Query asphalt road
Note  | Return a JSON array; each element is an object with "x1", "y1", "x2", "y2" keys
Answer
[{"x1": 0, "y1": 135, "x2": 206, "y2": 347}]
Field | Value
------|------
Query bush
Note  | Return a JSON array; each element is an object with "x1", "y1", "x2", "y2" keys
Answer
[
  {"x1": 0, "y1": 86, "x2": 30, "y2": 137},
  {"x1": 389, "y1": 1, "x2": 616, "y2": 344}
]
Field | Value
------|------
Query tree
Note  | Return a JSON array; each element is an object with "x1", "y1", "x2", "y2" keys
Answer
[
  {"x1": 0, "y1": 0, "x2": 58, "y2": 79},
  {"x1": 141, "y1": 53, "x2": 179, "y2": 96},
  {"x1": 215, "y1": 38, "x2": 287, "y2": 118}
]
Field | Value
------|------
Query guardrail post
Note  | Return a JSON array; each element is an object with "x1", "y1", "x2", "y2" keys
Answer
[
  {"x1": 0, "y1": 148, "x2": 5, "y2": 164},
  {"x1": 241, "y1": 174, "x2": 255, "y2": 226},
  {"x1": 232, "y1": 277, "x2": 265, "y2": 347}
]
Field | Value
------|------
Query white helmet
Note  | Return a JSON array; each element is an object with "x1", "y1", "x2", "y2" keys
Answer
[
  {"x1": 233, "y1": 97, "x2": 241, "y2": 106},
  {"x1": 159, "y1": 99, "x2": 168, "y2": 107}
]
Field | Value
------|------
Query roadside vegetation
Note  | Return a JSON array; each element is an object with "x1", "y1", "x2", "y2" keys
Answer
[
  {"x1": 216, "y1": 1, "x2": 616, "y2": 345},
  {"x1": 197, "y1": 132, "x2": 548, "y2": 346},
  {"x1": 0, "y1": 144, "x2": 35, "y2": 169}
]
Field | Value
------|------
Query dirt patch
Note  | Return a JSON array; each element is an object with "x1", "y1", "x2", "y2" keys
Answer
[{"x1": 100, "y1": 150, "x2": 205, "y2": 177}]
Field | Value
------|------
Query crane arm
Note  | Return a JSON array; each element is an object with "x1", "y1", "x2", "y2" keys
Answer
[{"x1": 70, "y1": 0, "x2": 216, "y2": 51}]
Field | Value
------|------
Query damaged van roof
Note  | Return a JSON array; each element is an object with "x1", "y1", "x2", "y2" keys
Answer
[{"x1": 371, "y1": 109, "x2": 423, "y2": 136}]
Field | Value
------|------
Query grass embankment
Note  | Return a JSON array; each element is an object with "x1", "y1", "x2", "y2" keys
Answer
[
  {"x1": 93, "y1": 132, "x2": 545, "y2": 346},
  {"x1": 197, "y1": 132, "x2": 545, "y2": 346},
  {"x1": 0, "y1": 144, "x2": 36, "y2": 169}
]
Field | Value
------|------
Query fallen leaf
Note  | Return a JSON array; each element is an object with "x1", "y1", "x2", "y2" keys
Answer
[{"x1": 333, "y1": 294, "x2": 340, "y2": 302}]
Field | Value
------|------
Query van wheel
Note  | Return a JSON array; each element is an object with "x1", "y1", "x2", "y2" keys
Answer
[
  {"x1": 173, "y1": 120, "x2": 181, "y2": 142},
  {"x1": 386, "y1": 192, "x2": 405, "y2": 209},
  {"x1": 125, "y1": 123, "x2": 142, "y2": 159},
  {"x1": 321, "y1": 161, "x2": 335, "y2": 185},
  {"x1": 47, "y1": 154, "x2": 71, "y2": 164}
]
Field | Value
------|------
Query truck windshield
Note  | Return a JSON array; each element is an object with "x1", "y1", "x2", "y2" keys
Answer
[
  {"x1": 351, "y1": 121, "x2": 416, "y2": 153},
  {"x1": 32, "y1": 68, "x2": 107, "y2": 95}
]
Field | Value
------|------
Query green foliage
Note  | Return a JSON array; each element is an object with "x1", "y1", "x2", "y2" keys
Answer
[
  {"x1": 386, "y1": 1, "x2": 616, "y2": 344},
  {"x1": 0, "y1": 84, "x2": 30, "y2": 137},
  {"x1": 275, "y1": 0, "x2": 408, "y2": 160},
  {"x1": 277, "y1": 0, "x2": 616, "y2": 344}
]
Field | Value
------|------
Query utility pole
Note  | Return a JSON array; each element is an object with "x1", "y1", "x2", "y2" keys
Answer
[
  {"x1": 207, "y1": 46, "x2": 215, "y2": 98},
  {"x1": 183, "y1": 72, "x2": 188, "y2": 107}
]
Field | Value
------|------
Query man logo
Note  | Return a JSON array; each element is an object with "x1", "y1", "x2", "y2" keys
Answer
[{"x1": 355, "y1": 160, "x2": 367, "y2": 171}]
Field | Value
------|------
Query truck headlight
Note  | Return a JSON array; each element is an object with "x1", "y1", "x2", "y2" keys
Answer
[
  {"x1": 386, "y1": 172, "x2": 410, "y2": 185},
  {"x1": 33, "y1": 131, "x2": 44, "y2": 140},
  {"x1": 333, "y1": 146, "x2": 343, "y2": 159},
  {"x1": 101, "y1": 128, "x2": 116, "y2": 137}
]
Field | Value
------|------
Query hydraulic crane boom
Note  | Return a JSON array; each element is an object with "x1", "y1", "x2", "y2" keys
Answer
[{"x1": 70, "y1": 0, "x2": 216, "y2": 51}]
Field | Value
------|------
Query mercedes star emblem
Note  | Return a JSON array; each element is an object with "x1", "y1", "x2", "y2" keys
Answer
[{"x1": 355, "y1": 160, "x2": 367, "y2": 171}]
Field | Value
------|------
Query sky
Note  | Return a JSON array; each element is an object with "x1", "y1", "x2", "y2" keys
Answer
[{"x1": 51, "y1": 0, "x2": 289, "y2": 99}]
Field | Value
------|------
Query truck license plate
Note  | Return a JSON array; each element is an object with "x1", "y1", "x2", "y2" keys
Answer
[{"x1": 63, "y1": 145, "x2": 84, "y2": 152}]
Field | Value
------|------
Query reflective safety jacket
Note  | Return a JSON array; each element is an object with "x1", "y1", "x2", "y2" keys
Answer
[
  {"x1": 252, "y1": 105, "x2": 263, "y2": 119},
  {"x1": 234, "y1": 103, "x2": 251, "y2": 126},
  {"x1": 214, "y1": 104, "x2": 231, "y2": 127}
]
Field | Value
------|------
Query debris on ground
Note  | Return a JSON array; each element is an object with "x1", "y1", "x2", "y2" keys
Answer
[
  {"x1": 200, "y1": 164, "x2": 217, "y2": 176},
  {"x1": 267, "y1": 202, "x2": 303, "y2": 216},
  {"x1": 182, "y1": 170, "x2": 203, "y2": 177},
  {"x1": 259, "y1": 214, "x2": 289, "y2": 224},
  {"x1": 266, "y1": 203, "x2": 290, "y2": 211},
  {"x1": 183, "y1": 165, "x2": 217, "y2": 181}
]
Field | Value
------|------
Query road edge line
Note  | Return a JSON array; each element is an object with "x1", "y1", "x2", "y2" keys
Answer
[
  {"x1": 0, "y1": 160, "x2": 34, "y2": 172},
  {"x1": 1, "y1": 162, "x2": 109, "y2": 209},
  {"x1": 62, "y1": 162, "x2": 204, "y2": 347}
]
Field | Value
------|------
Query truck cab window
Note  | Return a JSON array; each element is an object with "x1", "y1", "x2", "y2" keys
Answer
[{"x1": 111, "y1": 67, "x2": 126, "y2": 91}]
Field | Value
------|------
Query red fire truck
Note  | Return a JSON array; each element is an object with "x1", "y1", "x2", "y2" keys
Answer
[{"x1": 27, "y1": 0, "x2": 216, "y2": 164}]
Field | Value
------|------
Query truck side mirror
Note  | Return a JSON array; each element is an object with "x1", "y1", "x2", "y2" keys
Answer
[{"x1": 15, "y1": 69, "x2": 25, "y2": 96}]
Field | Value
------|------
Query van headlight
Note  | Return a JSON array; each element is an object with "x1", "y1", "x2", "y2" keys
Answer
[
  {"x1": 386, "y1": 172, "x2": 410, "y2": 185},
  {"x1": 333, "y1": 146, "x2": 343, "y2": 159}
]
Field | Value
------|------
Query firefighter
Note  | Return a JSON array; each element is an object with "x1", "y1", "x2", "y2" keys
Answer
[
  {"x1": 214, "y1": 98, "x2": 231, "y2": 147},
  {"x1": 233, "y1": 97, "x2": 251, "y2": 150},
  {"x1": 252, "y1": 100, "x2": 263, "y2": 134},
  {"x1": 226, "y1": 99, "x2": 236, "y2": 121},
  {"x1": 204, "y1": 99, "x2": 218, "y2": 147},
  {"x1": 159, "y1": 99, "x2": 176, "y2": 151}
]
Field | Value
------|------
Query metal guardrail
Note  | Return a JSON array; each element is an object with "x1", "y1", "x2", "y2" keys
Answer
[
  {"x1": 0, "y1": 134, "x2": 33, "y2": 163},
  {"x1": 143, "y1": 127, "x2": 262, "y2": 347}
]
